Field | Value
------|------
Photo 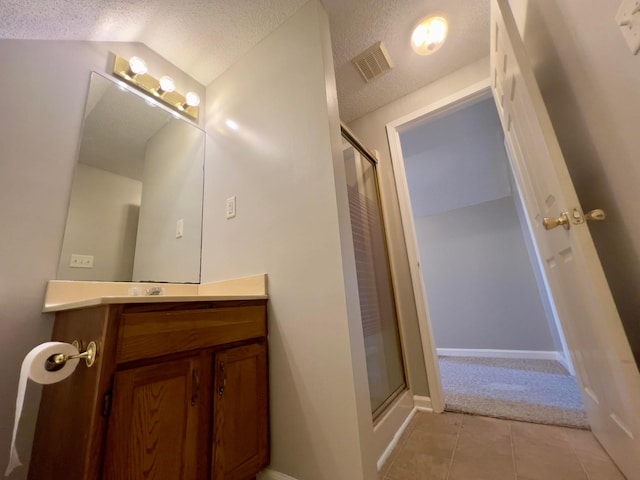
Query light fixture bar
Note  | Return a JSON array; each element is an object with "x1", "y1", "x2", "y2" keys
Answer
[{"x1": 112, "y1": 55, "x2": 199, "y2": 121}]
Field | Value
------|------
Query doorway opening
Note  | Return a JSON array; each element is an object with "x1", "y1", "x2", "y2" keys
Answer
[{"x1": 388, "y1": 86, "x2": 587, "y2": 428}]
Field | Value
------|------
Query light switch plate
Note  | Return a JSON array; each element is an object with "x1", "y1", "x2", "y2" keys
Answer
[
  {"x1": 226, "y1": 196, "x2": 236, "y2": 219},
  {"x1": 616, "y1": 0, "x2": 640, "y2": 54},
  {"x1": 176, "y1": 218, "x2": 184, "y2": 238}
]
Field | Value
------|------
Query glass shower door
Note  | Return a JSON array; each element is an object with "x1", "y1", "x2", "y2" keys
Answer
[{"x1": 342, "y1": 129, "x2": 406, "y2": 418}]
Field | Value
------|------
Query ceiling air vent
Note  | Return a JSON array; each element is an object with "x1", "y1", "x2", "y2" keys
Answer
[{"x1": 352, "y1": 41, "x2": 394, "y2": 83}]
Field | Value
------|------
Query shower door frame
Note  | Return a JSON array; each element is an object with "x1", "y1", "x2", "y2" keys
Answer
[{"x1": 341, "y1": 123, "x2": 409, "y2": 422}]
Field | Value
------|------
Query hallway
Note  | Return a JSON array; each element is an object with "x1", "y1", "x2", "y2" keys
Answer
[{"x1": 380, "y1": 411, "x2": 624, "y2": 480}]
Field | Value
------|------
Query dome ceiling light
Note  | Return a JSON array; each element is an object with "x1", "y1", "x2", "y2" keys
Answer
[{"x1": 411, "y1": 16, "x2": 448, "y2": 55}]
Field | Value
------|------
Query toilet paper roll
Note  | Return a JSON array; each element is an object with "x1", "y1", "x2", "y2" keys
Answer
[{"x1": 5, "y1": 342, "x2": 80, "y2": 477}]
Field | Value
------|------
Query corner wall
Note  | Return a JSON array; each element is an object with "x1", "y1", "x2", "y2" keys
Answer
[
  {"x1": 201, "y1": 1, "x2": 376, "y2": 479},
  {"x1": 0, "y1": 40, "x2": 204, "y2": 479}
]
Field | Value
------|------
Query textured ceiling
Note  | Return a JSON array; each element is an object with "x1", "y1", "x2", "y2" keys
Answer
[
  {"x1": 0, "y1": 0, "x2": 490, "y2": 122},
  {"x1": 0, "y1": 0, "x2": 308, "y2": 85},
  {"x1": 325, "y1": 0, "x2": 490, "y2": 121}
]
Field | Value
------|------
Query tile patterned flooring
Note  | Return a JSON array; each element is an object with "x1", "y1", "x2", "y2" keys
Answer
[{"x1": 379, "y1": 411, "x2": 626, "y2": 480}]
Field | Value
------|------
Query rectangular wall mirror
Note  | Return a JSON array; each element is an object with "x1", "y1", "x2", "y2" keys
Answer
[{"x1": 57, "y1": 72, "x2": 205, "y2": 284}]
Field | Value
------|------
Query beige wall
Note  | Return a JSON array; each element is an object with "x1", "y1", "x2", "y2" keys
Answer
[
  {"x1": 0, "y1": 40, "x2": 204, "y2": 479},
  {"x1": 201, "y1": 1, "x2": 376, "y2": 479},
  {"x1": 507, "y1": 0, "x2": 640, "y2": 361}
]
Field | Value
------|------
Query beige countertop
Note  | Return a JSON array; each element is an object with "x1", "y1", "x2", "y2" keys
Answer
[
  {"x1": 43, "y1": 274, "x2": 268, "y2": 313},
  {"x1": 42, "y1": 294, "x2": 268, "y2": 313}
]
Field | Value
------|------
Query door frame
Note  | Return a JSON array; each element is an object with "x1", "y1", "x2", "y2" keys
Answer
[{"x1": 385, "y1": 78, "x2": 572, "y2": 409}]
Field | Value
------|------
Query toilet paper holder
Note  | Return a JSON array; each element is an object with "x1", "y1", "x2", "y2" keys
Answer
[{"x1": 45, "y1": 340, "x2": 97, "y2": 372}]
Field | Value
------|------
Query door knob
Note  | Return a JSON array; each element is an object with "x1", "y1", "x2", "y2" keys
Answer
[
  {"x1": 585, "y1": 209, "x2": 606, "y2": 222},
  {"x1": 543, "y1": 212, "x2": 570, "y2": 230}
]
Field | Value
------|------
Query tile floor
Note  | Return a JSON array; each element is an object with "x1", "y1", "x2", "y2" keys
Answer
[{"x1": 379, "y1": 411, "x2": 626, "y2": 480}]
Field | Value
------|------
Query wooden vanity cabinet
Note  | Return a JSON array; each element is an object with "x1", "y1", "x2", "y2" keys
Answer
[{"x1": 29, "y1": 299, "x2": 269, "y2": 480}]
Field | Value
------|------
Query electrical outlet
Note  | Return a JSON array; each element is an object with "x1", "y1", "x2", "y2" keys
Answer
[
  {"x1": 70, "y1": 254, "x2": 94, "y2": 268},
  {"x1": 226, "y1": 196, "x2": 236, "y2": 219},
  {"x1": 176, "y1": 219, "x2": 184, "y2": 238}
]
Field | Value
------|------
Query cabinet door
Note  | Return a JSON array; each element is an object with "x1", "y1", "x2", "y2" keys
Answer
[
  {"x1": 212, "y1": 342, "x2": 269, "y2": 480},
  {"x1": 103, "y1": 356, "x2": 208, "y2": 480}
]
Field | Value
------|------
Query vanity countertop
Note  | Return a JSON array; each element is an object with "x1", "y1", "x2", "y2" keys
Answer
[
  {"x1": 43, "y1": 294, "x2": 268, "y2": 313},
  {"x1": 43, "y1": 274, "x2": 268, "y2": 313}
]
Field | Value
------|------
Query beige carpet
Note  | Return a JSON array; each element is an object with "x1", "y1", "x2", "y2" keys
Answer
[{"x1": 439, "y1": 356, "x2": 589, "y2": 429}]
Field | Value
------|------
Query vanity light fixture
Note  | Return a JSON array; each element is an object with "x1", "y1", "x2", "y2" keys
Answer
[
  {"x1": 411, "y1": 16, "x2": 448, "y2": 55},
  {"x1": 112, "y1": 54, "x2": 200, "y2": 121}
]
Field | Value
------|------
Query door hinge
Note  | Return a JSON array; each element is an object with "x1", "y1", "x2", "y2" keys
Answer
[{"x1": 102, "y1": 391, "x2": 112, "y2": 417}]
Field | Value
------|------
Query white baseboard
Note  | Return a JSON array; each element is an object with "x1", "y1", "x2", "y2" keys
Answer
[
  {"x1": 413, "y1": 395, "x2": 433, "y2": 412},
  {"x1": 437, "y1": 348, "x2": 561, "y2": 361},
  {"x1": 377, "y1": 408, "x2": 416, "y2": 470},
  {"x1": 257, "y1": 468, "x2": 299, "y2": 480},
  {"x1": 437, "y1": 348, "x2": 575, "y2": 375},
  {"x1": 377, "y1": 398, "x2": 437, "y2": 470}
]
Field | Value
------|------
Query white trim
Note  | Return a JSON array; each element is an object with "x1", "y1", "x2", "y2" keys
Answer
[
  {"x1": 372, "y1": 390, "x2": 414, "y2": 466},
  {"x1": 413, "y1": 395, "x2": 433, "y2": 411},
  {"x1": 376, "y1": 409, "x2": 416, "y2": 471},
  {"x1": 387, "y1": 78, "x2": 492, "y2": 131},
  {"x1": 437, "y1": 349, "x2": 573, "y2": 374},
  {"x1": 386, "y1": 126, "x2": 444, "y2": 413},
  {"x1": 257, "y1": 469, "x2": 299, "y2": 480},
  {"x1": 555, "y1": 352, "x2": 574, "y2": 375},
  {"x1": 437, "y1": 348, "x2": 560, "y2": 361},
  {"x1": 385, "y1": 78, "x2": 492, "y2": 414}
]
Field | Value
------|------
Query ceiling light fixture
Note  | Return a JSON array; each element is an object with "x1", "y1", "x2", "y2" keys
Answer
[
  {"x1": 112, "y1": 54, "x2": 200, "y2": 121},
  {"x1": 411, "y1": 16, "x2": 448, "y2": 55}
]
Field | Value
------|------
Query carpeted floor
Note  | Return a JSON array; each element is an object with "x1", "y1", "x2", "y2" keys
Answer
[{"x1": 439, "y1": 356, "x2": 589, "y2": 429}]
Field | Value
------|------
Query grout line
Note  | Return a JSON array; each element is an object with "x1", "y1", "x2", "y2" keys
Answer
[
  {"x1": 445, "y1": 413, "x2": 464, "y2": 480},
  {"x1": 509, "y1": 420, "x2": 518, "y2": 480},
  {"x1": 565, "y1": 429, "x2": 591, "y2": 480}
]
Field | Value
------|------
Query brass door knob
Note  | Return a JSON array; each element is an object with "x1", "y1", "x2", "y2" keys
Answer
[
  {"x1": 585, "y1": 209, "x2": 606, "y2": 222},
  {"x1": 543, "y1": 212, "x2": 570, "y2": 230}
]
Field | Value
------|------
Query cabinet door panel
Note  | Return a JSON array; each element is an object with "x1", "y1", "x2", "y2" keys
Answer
[
  {"x1": 213, "y1": 342, "x2": 269, "y2": 480},
  {"x1": 103, "y1": 357, "x2": 202, "y2": 480}
]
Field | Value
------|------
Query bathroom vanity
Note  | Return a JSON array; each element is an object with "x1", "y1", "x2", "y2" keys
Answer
[{"x1": 28, "y1": 296, "x2": 269, "y2": 480}]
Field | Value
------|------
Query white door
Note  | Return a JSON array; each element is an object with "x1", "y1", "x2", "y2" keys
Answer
[{"x1": 491, "y1": 0, "x2": 640, "y2": 476}]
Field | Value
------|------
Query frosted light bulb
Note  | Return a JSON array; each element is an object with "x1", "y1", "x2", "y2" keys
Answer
[
  {"x1": 159, "y1": 76, "x2": 175, "y2": 93},
  {"x1": 185, "y1": 92, "x2": 200, "y2": 107},
  {"x1": 128, "y1": 56, "x2": 148, "y2": 75}
]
